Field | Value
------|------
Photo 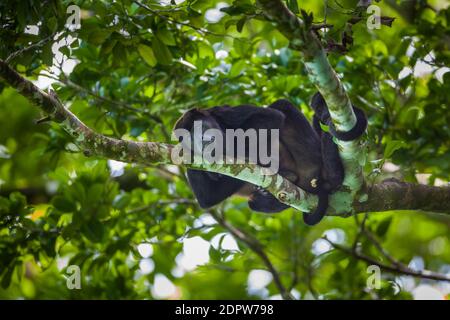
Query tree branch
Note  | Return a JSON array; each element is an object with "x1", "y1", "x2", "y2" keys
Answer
[
  {"x1": 1, "y1": 59, "x2": 450, "y2": 216},
  {"x1": 0, "y1": 60, "x2": 173, "y2": 164},
  {"x1": 5, "y1": 33, "x2": 56, "y2": 63},
  {"x1": 324, "y1": 237, "x2": 450, "y2": 282},
  {"x1": 257, "y1": 0, "x2": 366, "y2": 210},
  {"x1": 210, "y1": 209, "x2": 295, "y2": 300},
  {"x1": 46, "y1": 74, "x2": 172, "y2": 142},
  {"x1": 354, "y1": 178, "x2": 450, "y2": 215},
  {"x1": 0, "y1": 59, "x2": 319, "y2": 214}
]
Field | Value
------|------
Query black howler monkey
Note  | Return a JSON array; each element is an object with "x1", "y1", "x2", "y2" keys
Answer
[{"x1": 173, "y1": 93, "x2": 367, "y2": 225}]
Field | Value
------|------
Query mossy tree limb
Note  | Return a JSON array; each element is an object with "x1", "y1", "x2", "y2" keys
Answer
[
  {"x1": 1, "y1": 38, "x2": 450, "y2": 217},
  {"x1": 257, "y1": 0, "x2": 366, "y2": 211},
  {"x1": 0, "y1": 59, "x2": 317, "y2": 213}
]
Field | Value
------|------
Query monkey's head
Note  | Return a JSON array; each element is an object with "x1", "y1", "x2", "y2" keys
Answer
[
  {"x1": 174, "y1": 108, "x2": 221, "y2": 133},
  {"x1": 173, "y1": 108, "x2": 224, "y2": 158}
]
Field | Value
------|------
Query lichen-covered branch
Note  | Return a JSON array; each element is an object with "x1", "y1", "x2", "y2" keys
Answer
[
  {"x1": 0, "y1": 59, "x2": 317, "y2": 213},
  {"x1": 324, "y1": 237, "x2": 450, "y2": 282},
  {"x1": 353, "y1": 178, "x2": 450, "y2": 215},
  {"x1": 257, "y1": 0, "x2": 366, "y2": 210},
  {"x1": 0, "y1": 60, "x2": 172, "y2": 165},
  {"x1": 1, "y1": 60, "x2": 450, "y2": 216},
  {"x1": 210, "y1": 209, "x2": 295, "y2": 299}
]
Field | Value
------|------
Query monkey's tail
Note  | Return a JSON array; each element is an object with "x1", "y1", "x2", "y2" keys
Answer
[{"x1": 303, "y1": 193, "x2": 328, "y2": 226}]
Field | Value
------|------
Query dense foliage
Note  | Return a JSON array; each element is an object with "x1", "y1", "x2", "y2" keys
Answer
[{"x1": 0, "y1": 0, "x2": 449, "y2": 299}]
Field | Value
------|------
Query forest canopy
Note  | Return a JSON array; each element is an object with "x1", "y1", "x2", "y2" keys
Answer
[{"x1": 0, "y1": 0, "x2": 449, "y2": 300}]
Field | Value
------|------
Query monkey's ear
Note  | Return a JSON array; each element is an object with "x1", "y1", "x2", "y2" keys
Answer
[{"x1": 173, "y1": 108, "x2": 203, "y2": 131}]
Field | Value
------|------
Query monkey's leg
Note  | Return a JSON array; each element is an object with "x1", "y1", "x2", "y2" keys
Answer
[{"x1": 187, "y1": 170, "x2": 244, "y2": 208}]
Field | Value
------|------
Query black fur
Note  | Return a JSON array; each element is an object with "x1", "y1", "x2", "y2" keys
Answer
[
  {"x1": 311, "y1": 92, "x2": 367, "y2": 141},
  {"x1": 173, "y1": 94, "x2": 367, "y2": 225}
]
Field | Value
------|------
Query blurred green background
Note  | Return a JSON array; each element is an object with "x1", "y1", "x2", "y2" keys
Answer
[{"x1": 0, "y1": 0, "x2": 449, "y2": 299}]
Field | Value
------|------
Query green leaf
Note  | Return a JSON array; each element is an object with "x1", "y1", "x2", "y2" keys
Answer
[
  {"x1": 88, "y1": 29, "x2": 111, "y2": 45},
  {"x1": 376, "y1": 216, "x2": 393, "y2": 237},
  {"x1": 384, "y1": 140, "x2": 407, "y2": 158},
  {"x1": 229, "y1": 60, "x2": 246, "y2": 78},
  {"x1": 59, "y1": 46, "x2": 71, "y2": 57},
  {"x1": 319, "y1": 122, "x2": 330, "y2": 133},
  {"x1": 52, "y1": 196, "x2": 76, "y2": 212},
  {"x1": 82, "y1": 219, "x2": 105, "y2": 243},
  {"x1": 152, "y1": 37, "x2": 173, "y2": 65},
  {"x1": 41, "y1": 42, "x2": 53, "y2": 66},
  {"x1": 1, "y1": 266, "x2": 14, "y2": 289},
  {"x1": 137, "y1": 44, "x2": 157, "y2": 67},
  {"x1": 287, "y1": 0, "x2": 299, "y2": 14},
  {"x1": 47, "y1": 17, "x2": 58, "y2": 33},
  {"x1": 372, "y1": 40, "x2": 388, "y2": 56},
  {"x1": 220, "y1": 2, "x2": 255, "y2": 15},
  {"x1": 300, "y1": 10, "x2": 314, "y2": 27},
  {"x1": 209, "y1": 246, "x2": 222, "y2": 262},
  {"x1": 197, "y1": 41, "x2": 215, "y2": 58},
  {"x1": 86, "y1": 183, "x2": 104, "y2": 205},
  {"x1": 100, "y1": 39, "x2": 117, "y2": 56},
  {"x1": 318, "y1": 250, "x2": 347, "y2": 264},
  {"x1": 112, "y1": 42, "x2": 128, "y2": 67},
  {"x1": 113, "y1": 194, "x2": 131, "y2": 210},
  {"x1": 0, "y1": 144, "x2": 10, "y2": 159},
  {"x1": 236, "y1": 17, "x2": 247, "y2": 33},
  {"x1": 156, "y1": 28, "x2": 176, "y2": 46}
]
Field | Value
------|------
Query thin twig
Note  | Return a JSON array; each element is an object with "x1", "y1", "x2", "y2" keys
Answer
[
  {"x1": 133, "y1": 1, "x2": 242, "y2": 40},
  {"x1": 324, "y1": 237, "x2": 450, "y2": 282},
  {"x1": 6, "y1": 33, "x2": 56, "y2": 63},
  {"x1": 352, "y1": 212, "x2": 368, "y2": 252},
  {"x1": 210, "y1": 209, "x2": 295, "y2": 300},
  {"x1": 363, "y1": 230, "x2": 402, "y2": 268},
  {"x1": 40, "y1": 72, "x2": 172, "y2": 142},
  {"x1": 306, "y1": 262, "x2": 319, "y2": 299}
]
